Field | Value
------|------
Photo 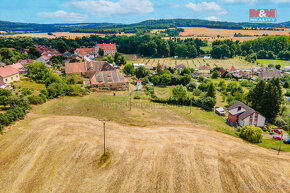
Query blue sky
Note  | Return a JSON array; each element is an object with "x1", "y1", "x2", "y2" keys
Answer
[{"x1": 0, "y1": 0, "x2": 289, "y2": 24}]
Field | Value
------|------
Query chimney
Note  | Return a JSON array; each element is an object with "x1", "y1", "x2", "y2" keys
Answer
[{"x1": 238, "y1": 106, "x2": 242, "y2": 111}]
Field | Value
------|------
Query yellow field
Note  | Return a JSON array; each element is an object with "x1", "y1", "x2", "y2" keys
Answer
[
  {"x1": 179, "y1": 27, "x2": 290, "y2": 37},
  {"x1": 130, "y1": 57, "x2": 258, "y2": 69},
  {"x1": 0, "y1": 93, "x2": 289, "y2": 193}
]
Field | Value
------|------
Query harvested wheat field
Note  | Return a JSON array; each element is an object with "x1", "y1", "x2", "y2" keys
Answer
[
  {"x1": 0, "y1": 113, "x2": 289, "y2": 193},
  {"x1": 179, "y1": 27, "x2": 290, "y2": 37}
]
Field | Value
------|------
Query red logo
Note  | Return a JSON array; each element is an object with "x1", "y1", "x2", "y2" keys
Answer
[{"x1": 250, "y1": 9, "x2": 276, "y2": 18}]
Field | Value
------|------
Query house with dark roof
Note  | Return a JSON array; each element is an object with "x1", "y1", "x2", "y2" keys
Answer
[
  {"x1": 90, "y1": 70, "x2": 128, "y2": 90},
  {"x1": 258, "y1": 71, "x2": 281, "y2": 81},
  {"x1": 175, "y1": 64, "x2": 186, "y2": 72},
  {"x1": 227, "y1": 101, "x2": 266, "y2": 127}
]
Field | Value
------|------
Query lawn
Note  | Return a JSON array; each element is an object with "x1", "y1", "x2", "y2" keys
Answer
[{"x1": 256, "y1": 59, "x2": 290, "y2": 68}]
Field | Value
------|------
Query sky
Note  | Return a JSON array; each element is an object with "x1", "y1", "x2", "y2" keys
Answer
[{"x1": 0, "y1": 0, "x2": 289, "y2": 24}]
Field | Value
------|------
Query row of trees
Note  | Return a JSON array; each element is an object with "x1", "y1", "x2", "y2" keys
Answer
[{"x1": 210, "y1": 36, "x2": 290, "y2": 60}]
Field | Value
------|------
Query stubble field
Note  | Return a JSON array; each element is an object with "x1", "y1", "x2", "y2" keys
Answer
[{"x1": 0, "y1": 94, "x2": 289, "y2": 193}]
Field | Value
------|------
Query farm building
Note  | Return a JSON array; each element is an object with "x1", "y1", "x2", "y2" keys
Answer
[
  {"x1": 0, "y1": 66, "x2": 20, "y2": 84},
  {"x1": 258, "y1": 71, "x2": 281, "y2": 81},
  {"x1": 65, "y1": 62, "x2": 88, "y2": 75},
  {"x1": 90, "y1": 70, "x2": 128, "y2": 90},
  {"x1": 227, "y1": 101, "x2": 266, "y2": 127}
]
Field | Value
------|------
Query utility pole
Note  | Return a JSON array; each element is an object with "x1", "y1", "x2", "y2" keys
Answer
[
  {"x1": 99, "y1": 119, "x2": 110, "y2": 155},
  {"x1": 190, "y1": 99, "x2": 192, "y2": 114},
  {"x1": 129, "y1": 92, "x2": 132, "y2": 111},
  {"x1": 278, "y1": 133, "x2": 283, "y2": 155}
]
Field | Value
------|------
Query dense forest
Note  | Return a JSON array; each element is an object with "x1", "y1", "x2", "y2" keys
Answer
[{"x1": 0, "y1": 19, "x2": 288, "y2": 34}]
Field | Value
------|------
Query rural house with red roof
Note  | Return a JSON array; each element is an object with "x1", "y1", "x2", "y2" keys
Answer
[
  {"x1": 0, "y1": 66, "x2": 20, "y2": 84},
  {"x1": 227, "y1": 101, "x2": 266, "y2": 127},
  {"x1": 95, "y1": 43, "x2": 117, "y2": 57}
]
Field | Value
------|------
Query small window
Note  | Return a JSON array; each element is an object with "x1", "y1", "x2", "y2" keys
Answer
[
  {"x1": 5, "y1": 79, "x2": 8, "y2": 81},
  {"x1": 11, "y1": 77, "x2": 13, "y2": 80},
  {"x1": 16, "y1": 75, "x2": 18, "y2": 78}
]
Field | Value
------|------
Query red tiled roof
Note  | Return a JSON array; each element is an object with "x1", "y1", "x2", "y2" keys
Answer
[
  {"x1": 199, "y1": 65, "x2": 211, "y2": 70},
  {"x1": 219, "y1": 68, "x2": 226, "y2": 75},
  {"x1": 18, "y1": 59, "x2": 33, "y2": 64},
  {"x1": 75, "y1": 48, "x2": 95, "y2": 56},
  {"x1": 0, "y1": 66, "x2": 19, "y2": 78},
  {"x1": 228, "y1": 66, "x2": 237, "y2": 72},
  {"x1": 65, "y1": 62, "x2": 87, "y2": 74},
  {"x1": 98, "y1": 44, "x2": 117, "y2": 50},
  {"x1": 9, "y1": 63, "x2": 24, "y2": 70}
]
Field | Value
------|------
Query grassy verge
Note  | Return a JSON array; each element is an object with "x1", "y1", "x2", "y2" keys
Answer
[{"x1": 258, "y1": 139, "x2": 290, "y2": 152}]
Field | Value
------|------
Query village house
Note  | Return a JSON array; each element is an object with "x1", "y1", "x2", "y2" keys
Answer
[
  {"x1": 258, "y1": 71, "x2": 281, "y2": 81},
  {"x1": 9, "y1": 63, "x2": 26, "y2": 74},
  {"x1": 74, "y1": 43, "x2": 117, "y2": 58},
  {"x1": 0, "y1": 80, "x2": 9, "y2": 89},
  {"x1": 37, "y1": 56, "x2": 50, "y2": 64},
  {"x1": 95, "y1": 43, "x2": 117, "y2": 57},
  {"x1": 175, "y1": 64, "x2": 186, "y2": 72},
  {"x1": 90, "y1": 70, "x2": 128, "y2": 90},
  {"x1": 198, "y1": 65, "x2": 211, "y2": 76},
  {"x1": 18, "y1": 59, "x2": 33, "y2": 65},
  {"x1": 0, "y1": 66, "x2": 20, "y2": 84},
  {"x1": 65, "y1": 57, "x2": 128, "y2": 90},
  {"x1": 227, "y1": 66, "x2": 237, "y2": 73},
  {"x1": 227, "y1": 101, "x2": 266, "y2": 127},
  {"x1": 74, "y1": 47, "x2": 95, "y2": 58}
]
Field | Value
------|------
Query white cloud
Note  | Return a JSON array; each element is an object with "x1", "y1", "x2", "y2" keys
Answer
[
  {"x1": 205, "y1": 16, "x2": 222, "y2": 21},
  {"x1": 221, "y1": 0, "x2": 258, "y2": 3},
  {"x1": 269, "y1": 0, "x2": 290, "y2": 2},
  {"x1": 64, "y1": 0, "x2": 154, "y2": 17},
  {"x1": 185, "y1": 2, "x2": 227, "y2": 15},
  {"x1": 37, "y1": 10, "x2": 88, "y2": 22}
]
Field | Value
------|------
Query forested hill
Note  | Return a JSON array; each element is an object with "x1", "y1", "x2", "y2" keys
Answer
[
  {"x1": 70, "y1": 19, "x2": 289, "y2": 34},
  {"x1": 0, "y1": 21, "x2": 118, "y2": 33},
  {"x1": 0, "y1": 19, "x2": 289, "y2": 33}
]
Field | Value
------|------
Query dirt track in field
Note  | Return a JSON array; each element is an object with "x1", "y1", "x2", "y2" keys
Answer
[{"x1": 0, "y1": 115, "x2": 289, "y2": 193}]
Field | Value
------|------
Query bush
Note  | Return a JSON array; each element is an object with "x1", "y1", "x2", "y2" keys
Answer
[
  {"x1": 240, "y1": 125, "x2": 263, "y2": 143},
  {"x1": 196, "y1": 96, "x2": 216, "y2": 110},
  {"x1": 28, "y1": 95, "x2": 45, "y2": 105},
  {"x1": 186, "y1": 81, "x2": 197, "y2": 92},
  {"x1": 145, "y1": 85, "x2": 154, "y2": 95},
  {"x1": 192, "y1": 88, "x2": 202, "y2": 96},
  {"x1": 134, "y1": 95, "x2": 141, "y2": 99}
]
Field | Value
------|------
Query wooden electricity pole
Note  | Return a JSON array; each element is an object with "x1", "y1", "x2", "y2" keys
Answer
[
  {"x1": 99, "y1": 119, "x2": 110, "y2": 155},
  {"x1": 190, "y1": 99, "x2": 192, "y2": 114},
  {"x1": 129, "y1": 92, "x2": 132, "y2": 111},
  {"x1": 278, "y1": 133, "x2": 283, "y2": 155}
]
